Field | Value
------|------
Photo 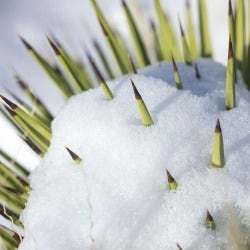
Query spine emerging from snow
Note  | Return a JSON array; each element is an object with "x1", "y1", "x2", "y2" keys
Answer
[
  {"x1": 211, "y1": 119, "x2": 225, "y2": 168},
  {"x1": 131, "y1": 79, "x2": 154, "y2": 126}
]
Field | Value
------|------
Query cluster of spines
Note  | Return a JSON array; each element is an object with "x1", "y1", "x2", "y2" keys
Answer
[{"x1": 0, "y1": 0, "x2": 249, "y2": 248}]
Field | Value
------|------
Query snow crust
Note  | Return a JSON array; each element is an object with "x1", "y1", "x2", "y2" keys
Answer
[{"x1": 19, "y1": 59, "x2": 250, "y2": 249}]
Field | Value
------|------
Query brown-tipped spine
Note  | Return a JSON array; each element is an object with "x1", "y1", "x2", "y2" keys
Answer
[
  {"x1": 228, "y1": 0, "x2": 233, "y2": 17},
  {"x1": 47, "y1": 36, "x2": 60, "y2": 55},
  {"x1": 194, "y1": 62, "x2": 201, "y2": 79},
  {"x1": 2, "y1": 185, "x2": 24, "y2": 196},
  {"x1": 215, "y1": 119, "x2": 221, "y2": 133},
  {"x1": 129, "y1": 54, "x2": 137, "y2": 74},
  {"x1": 206, "y1": 210, "x2": 213, "y2": 222},
  {"x1": 0, "y1": 95, "x2": 17, "y2": 110},
  {"x1": 166, "y1": 169, "x2": 178, "y2": 190},
  {"x1": 5, "y1": 89, "x2": 24, "y2": 106},
  {"x1": 19, "y1": 36, "x2": 32, "y2": 50},
  {"x1": 15, "y1": 75, "x2": 27, "y2": 90},
  {"x1": 99, "y1": 19, "x2": 108, "y2": 37},
  {"x1": 13, "y1": 232, "x2": 23, "y2": 244},
  {"x1": 16, "y1": 176, "x2": 29, "y2": 188},
  {"x1": 206, "y1": 210, "x2": 216, "y2": 229},
  {"x1": 171, "y1": 53, "x2": 178, "y2": 72},
  {"x1": 21, "y1": 136, "x2": 43, "y2": 156},
  {"x1": 166, "y1": 170, "x2": 175, "y2": 183},
  {"x1": 3, "y1": 105, "x2": 16, "y2": 117},
  {"x1": 122, "y1": 0, "x2": 127, "y2": 8},
  {"x1": 88, "y1": 56, "x2": 105, "y2": 84},
  {"x1": 65, "y1": 147, "x2": 81, "y2": 162},
  {"x1": 176, "y1": 243, "x2": 183, "y2": 250},
  {"x1": 130, "y1": 79, "x2": 141, "y2": 100},
  {"x1": 228, "y1": 36, "x2": 233, "y2": 60},
  {"x1": 50, "y1": 35, "x2": 62, "y2": 48},
  {"x1": 178, "y1": 18, "x2": 185, "y2": 37}
]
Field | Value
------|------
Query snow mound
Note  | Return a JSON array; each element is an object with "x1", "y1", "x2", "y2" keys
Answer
[{"x1": 19, "y1": 59, "x2": 250, "y2": 250}]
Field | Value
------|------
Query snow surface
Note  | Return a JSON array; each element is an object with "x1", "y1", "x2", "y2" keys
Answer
[
  {"x1": 19, "y1": 59, "x2": 250, "y2": 249},
  {"x1": 0, "y1": 0, "x2": 229, "y2": 173},
  {"x1": 0, "y1": 0, "x2": 232, "y2": 236}
]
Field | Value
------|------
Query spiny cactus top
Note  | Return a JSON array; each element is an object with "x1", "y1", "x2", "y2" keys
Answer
[{"x1": 18, "y1": 60, "x2": 250, "y2": 250}]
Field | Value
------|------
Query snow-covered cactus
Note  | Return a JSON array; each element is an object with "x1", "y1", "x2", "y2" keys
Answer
[{"x1": 0, "y1": 0, "x2": 249, "y2": 249}]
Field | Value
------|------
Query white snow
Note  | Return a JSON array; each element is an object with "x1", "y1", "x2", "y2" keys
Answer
[
  {"x1": 19, "y1": 59, "x2": 250, "y2": 249},
  {"x1": 0, "y1": 0, "x2": 230, "y2": 173}
]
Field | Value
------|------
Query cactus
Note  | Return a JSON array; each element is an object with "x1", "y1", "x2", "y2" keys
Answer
[{"x1": 0, "y1": 0, "x2": 249, "y2": 249}]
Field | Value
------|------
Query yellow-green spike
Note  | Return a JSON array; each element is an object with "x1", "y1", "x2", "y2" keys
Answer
[
  {"x1": 0, "y1": 96, "x2": 51, "y2": 141},
  {"x1": 4, "y1": 88, "x2": 31, "y2": 113},
  {"x1": 91, "y1": 0, "x2": 130, "y2": 73},
  {"x1": 122, "y1": 0, "x2": 150, "y2": 67},
  {"x1": 1, "y1": 185, "x2": 28, "y2": 204},
  {"x1": 0, "y1": 161, "x2": 29, "y2": 192},
  {"x1": 0, "y1": 205, "x2": 22, "y2": 227},
  {"x1": 228, "y1": 0, "x2": 237, "y2": 83},
  {"x1": 150, "y1": 19, "x2": 163, "y2": 61},
  {"x1": 128, "y1": 54, "x2": 138, "y2": 74},
  {"x1": 20, "y1": 136, "x2": 44, "y2": 158},
  {"x1": 228, "y1": 0, "x2": 236, "y2": 55},
  {"x1": 0, "y1": 225, "x2": 23, "y2": 244},
  {"x1": 19, "y1": 36, "x2": 75, "y2": 99},
  {"x1": 0, "y1": 226, "x2": 19, "y2": 249},
  {"x1": 198, "y1": 0, "x2": 213, "y2": 57},
  {"x1": 179, "y1": 18, "x2": 192, "y2": 65},
  {"x1": 47, "y1": 37, "x2": 87, "y2": 93},
  {"x1": 194, "y1": 62, "x2": 201, "y2": 79},
  {"x1": 186, "y1": 0, "x2": 199, "y2": 58},
  {"x1": 211, "y1": 119, "x2": 225, "y2": 168},
  {"x1": 226, "y1": 36, "x2": 236, "y2": 110},
  {"x1": 65, "y1": 147, "x2": 82, "y2": 165},
  {"x1": 206, "y1": 210, "x2": 216, "y2": 230},
  {"x1": 171, "y1": 53, "x2": 183, "y2": 90},
  {"x1": 15, "y1": 74, "x2": 53, "y2": 123},
  {"x1": 4, "y1": 106, "x2": 50, "y2": 151},
  {"x1": 0, "y1": 149, "x2": 29, "y2": 178},
  {"x1": 235, "y1": 0, "x2": 245, "y2": 69},
  {"x1": 131, "y1": 79, "x2": 154, "y2": 126},
  {"x1": 6, "y1": 88, "x2": 50, "y2": 127},
  {"x1": 93, "y1": 40, "x2": 115, "y2": 79},
  {"x1": 88, "y1": 56, "x2": 114, "y2": 100},
  {"x1": 166, "y1": 170, "x2": 178, "y2": 190},
  {"x1": 154, "y1": 0, "x2": 181, "y2": 61},
  {"x1": 1, "y1": 93, "x2": 48, "y2": 130},
  {"x1": 99, "y1": 21, "x2": 129, "y2": 74},
  {"x1": 0, "y1": 187, "x2": 24, "y2": 213},
  {"x1": 53, "y1": 37, "x2": 94, "y2": 90}
]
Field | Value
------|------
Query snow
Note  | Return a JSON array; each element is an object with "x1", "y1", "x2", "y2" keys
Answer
[
  {"x1": 19, "y1": 59, "x2": 250, "y2": 249},
  {"x1": 0, "y1": 0, "x2": 229, "y2": 173}
]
